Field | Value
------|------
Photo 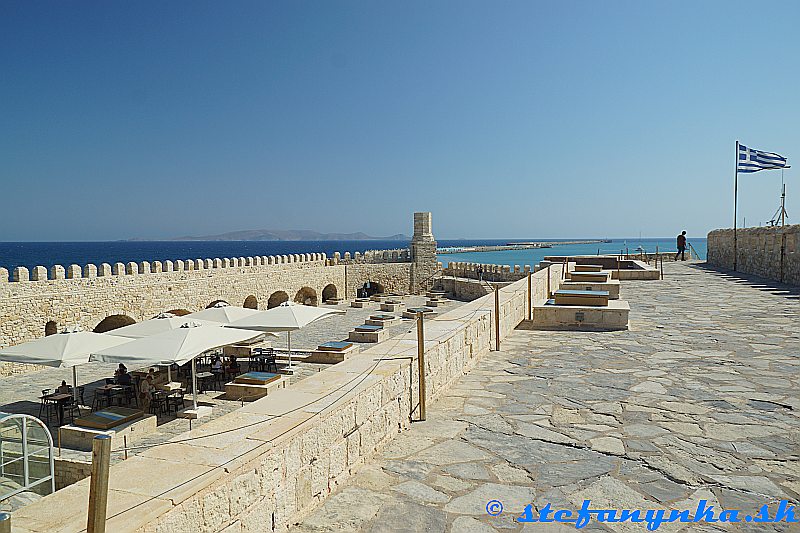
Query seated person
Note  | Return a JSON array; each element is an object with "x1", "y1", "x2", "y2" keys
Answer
[
  {"x1": 113, "y1": 363, "x2": 128, "y2": 379},
  {"x1": 117, "y1": 371, "x2": 132, "y2": 386},
  {"x1": 226, "y1": 356, "x2": 241, "y2": 375},
  {"x1": 56, "y1": 380, "x2": 70, "y2": 394},
  {"x1": 211, "y1": 355, "x2": 223, "y2": 373}
]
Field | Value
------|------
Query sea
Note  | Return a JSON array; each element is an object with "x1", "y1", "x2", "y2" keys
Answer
[{"x1": 0, "y1": 238, "x2": 707, "y2": 273}]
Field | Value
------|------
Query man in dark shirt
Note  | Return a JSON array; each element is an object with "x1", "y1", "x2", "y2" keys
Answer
[{"x1": 675, "y1": 231, "x2": 687, "y2": 261}]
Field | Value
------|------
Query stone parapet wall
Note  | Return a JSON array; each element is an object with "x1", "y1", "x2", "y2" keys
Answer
[
  {"x1": 443, "y1": 262, "x2": 530, "y2": 283},
  {"x1": 0, "y1": 254, "x2": 328, "y2": 284},
  {"x1": 327, "y1": 248, "x2": 410, "y2": 265},
  {"x1": 11, "y1": 263, "x2": 563, "y2": 533},
  {"x1": 708, "y1": 225, "x2": 800, "y2": 285},
  {"x1": 0, "y1": 261, "x2": 419, "y2": 357}
]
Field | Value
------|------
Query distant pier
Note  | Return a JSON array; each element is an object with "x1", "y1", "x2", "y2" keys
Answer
[{"x1": 437, "y1": 239, "x2": 609, "y2": 254}]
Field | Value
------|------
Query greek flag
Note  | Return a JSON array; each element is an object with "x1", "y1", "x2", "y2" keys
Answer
[{"x1": 738, "y1": 144, "x2": 789, "y2": 173}]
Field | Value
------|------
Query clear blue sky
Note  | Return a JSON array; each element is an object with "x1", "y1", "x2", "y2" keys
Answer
[{"x1": 1, "y1": 1, "x2": 798, "y2": 241}]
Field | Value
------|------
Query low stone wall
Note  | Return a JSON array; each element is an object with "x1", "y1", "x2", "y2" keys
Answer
[
  {"x1": 442, "y1": 262, "x2": 529, "y2": 283},
  {"x1": 54, "y1": 457, "x2": 92, "y2": 491},
  {"x1": 12, "y1": 263, "x2": 563, "y2": 533},
  {"x1": 708, "y1": 225, "x2": 800, "y2": 285}
]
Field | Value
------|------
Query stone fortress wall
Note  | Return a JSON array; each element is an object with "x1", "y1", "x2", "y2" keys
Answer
[
  {"x1": 13, "y1": 258, "x2": 563, "y2": 533},
  {"x1": 707, "y1": 224, "x2": 800, "y2": 285},
  {"x1": 0, "y1": 213, "x2": 441, "y2": 375}
]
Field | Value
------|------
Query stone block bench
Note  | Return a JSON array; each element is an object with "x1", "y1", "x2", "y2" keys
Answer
[
  {"x1": 568, "y1": 271, "x2": 611, "y2": 283},
  {"x1": 224, "y1": 372, "x2": 288, "y2": 401},
  {"x1": 553, "y1": 289, "x2": 610, "y2": 307},
  {"x1": 348, "y1": 324, "x2": 388, "y2": 343},
  {"x1": 559, "y1": 280, "x2": 621, "y2": 299},
  {"x1": 305, "y1": 342, "x2": 360, "y2": 364}
]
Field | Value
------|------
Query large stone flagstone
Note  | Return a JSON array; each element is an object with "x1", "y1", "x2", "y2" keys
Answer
[{"x1": 294, "y1": 263, "x2": 800, "y2": 533}]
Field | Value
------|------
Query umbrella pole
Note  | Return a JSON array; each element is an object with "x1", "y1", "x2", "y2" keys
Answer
[
  {"x1": 167, "y1": 364, "x2": 172, "y2": 383},
  {"x1": 72, "y1": 366, "x2": 78, "y2": 402},
  {"x1": 287, "y1": 331, "x2": 292, "y2": 370},
  {"x1": 191, "y1": 357, "x2": 198, "y2": 411}
]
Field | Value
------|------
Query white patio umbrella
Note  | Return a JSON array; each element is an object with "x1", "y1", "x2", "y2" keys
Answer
[
  {"x1": 108, "y1": 315, "x2": 223, "y2": 339},
  {"x1": 0, "y1": 328, "x2": 132, "y2": 402},
  {"x1": 91, "y1": 322, "x2": 262, "y2": 411},
  {"x1": 106, "y1": 316, "x2": 227, "y2": 382},
  {"x1": 227, "y1": 301, "x2": 345, "y2": 370},
  {"x1": 185, "y1": 305, "x2": 263, "y2": 324}
]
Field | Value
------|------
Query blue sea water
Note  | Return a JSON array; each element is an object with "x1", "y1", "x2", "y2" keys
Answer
[
  {"x1": 437, "y1": 238, "x2": 707, "y2": 268},
  {"x1": 0, "y1": 238, "x2": 706, "y2": 272}
]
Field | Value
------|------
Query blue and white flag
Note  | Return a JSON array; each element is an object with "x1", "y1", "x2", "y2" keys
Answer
[{"x1": 738, "y1": 144, "x2": 789, "y2": 173}]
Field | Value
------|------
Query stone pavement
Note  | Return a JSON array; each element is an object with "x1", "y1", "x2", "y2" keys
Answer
[{"x1": 293, "y1": 262, "x2": 800, "y2": 532}]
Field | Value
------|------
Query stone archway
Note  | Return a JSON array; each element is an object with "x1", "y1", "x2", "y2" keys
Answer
[
  {"x1": 321, "y1": 284, "x2": 338, "y2": 303},
  {"x1": 165, "y1": 309, "x2": 191, "y2": 316},
  {"x1": 206, "y1": 300, "x2": 229, "y2": 309},
  {"x1": 360, "y1": 281, "x2": 385, "y2": 297},
  {"x1": 294, "y1": 287, "x2": 318, "y2": 306},
  {"x1": 243, "y1": 295, "x2": 258, "y2": 309},
  {"x1": 267, "y1": 291, "x2": 289, "y2": 309},
  {"x1": 44, "y1": 321, "x2": 58, "y2": 336},
  {"x1": 93, "y1": 314, "x2": 136, "y2": 333}
]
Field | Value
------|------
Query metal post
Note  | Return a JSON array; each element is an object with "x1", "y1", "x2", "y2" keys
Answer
[
  {"x1": 191, "y1": 357, "x2": 198, "y2": 411},
  {"x1": 287, "y1": 331, "x2": 293, "y2": 370},
  {"x1": 416, "y1": 312, "x2": 426, "y2": 422},
  {"x1": 526, "y1": 272, "x2": 532, "y2": 321},
  {"x1": 22, "y1": 418, "x2": 28, "y2": 488},
  {"x1": 660, "y1": 255, "x2": 664, "y2": 280},
  {"x1": 0, "y1": 512, "x2": 11, "y2": 533},
  {"x1": 734, "y1": 140, "x2": 739, "y2": 271},
  {"x1": 494, "y1": 286, "x2": 500, "y2": 351},
  {"x1": 72, "y1": 366, "x2": 79, "y2": 402},
  {"x1": 87, "y1": 435, "x2": 112, "y2": 533}
]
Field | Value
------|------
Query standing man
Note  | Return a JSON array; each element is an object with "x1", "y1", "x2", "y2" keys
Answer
[{"x1": 675, "y1": 231, "x2": 687, "y2": 261}]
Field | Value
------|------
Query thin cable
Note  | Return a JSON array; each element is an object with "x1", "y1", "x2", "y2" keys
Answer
[
  {"x1": 94, "y1": 325, "x2": 421, "y2": 528},
  {"x1": 114, "y1": 323, "x2": 418, "y2": 455}
]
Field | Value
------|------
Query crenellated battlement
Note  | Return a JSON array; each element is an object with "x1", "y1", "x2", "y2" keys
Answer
[
  {"x1": 443, "y1": 261, "x2": 531, "y2": 282},
  {"x1": 328, "y1": 248, "x2": 411, "y2": 265},
  {"x1": 0, "y1": 214, "x2": 436, "y2": 357},
  {"x1": 0, "y1": 253, "x2": 335, "y2": 283},
  {"x1": 0, "y1": 247, "x2": 417, "y2": 284}
]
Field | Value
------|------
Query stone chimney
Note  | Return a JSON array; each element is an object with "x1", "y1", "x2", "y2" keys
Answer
[{"x1": 411, "y1": 212, "x2": 438, "y2": 292}]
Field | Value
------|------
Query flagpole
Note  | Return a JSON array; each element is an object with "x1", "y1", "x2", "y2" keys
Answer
[{"x1": 733, "y1": 140, "x2": 739, "y2": 271}]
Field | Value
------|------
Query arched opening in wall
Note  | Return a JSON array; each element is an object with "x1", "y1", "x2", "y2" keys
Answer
[
  {"x1": 294, "y1": 287, "x2": 318, "y2": 306},
  {"x1": 93, "y1": 315, "x2": 136, "y2": 333},
  {"x1": 44, "y1": 321, "x2": 58, "y2": 336},
  {"x1": 321, "y1": 284, "x2": 337, "y2": 303},
  {"x1": 267, "y1": 291, "x2": 289, "y2": 309},
  {"x1": 243, "y1": 295, "x2": 258, "y2": 309},
  {"x1": 165, "y1": 309, "x2": 191, "y2": 317},
  {"x1": 206, "y1": 300, "x2": 229, "y2": 309},
  {"x1": 359, "y1": 281, "x2": 385, "y2": 298}
]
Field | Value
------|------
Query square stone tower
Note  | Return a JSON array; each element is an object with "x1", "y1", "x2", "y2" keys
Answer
[{"x1": 411, "y1": 212, "x2": 438, "y2": 292}]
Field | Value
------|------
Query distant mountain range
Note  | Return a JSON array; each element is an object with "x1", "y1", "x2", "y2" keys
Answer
[{"x1": 128, "y1": 229, "x2": 409, "y2": 242}]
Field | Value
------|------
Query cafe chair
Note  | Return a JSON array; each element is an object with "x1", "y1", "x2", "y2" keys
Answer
[
  {"x1": 38, "y1": 389, "x2": 56, "y2": 424},
  {"x1": 167, "y1": 390, "x2": 186, "y2": 413}
]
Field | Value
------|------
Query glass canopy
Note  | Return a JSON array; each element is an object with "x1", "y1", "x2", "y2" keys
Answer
[{"x1": 0, "y1": 412, "x2": 55, "y2": 503}]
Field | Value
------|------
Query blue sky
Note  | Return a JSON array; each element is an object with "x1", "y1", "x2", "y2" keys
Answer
[{"x1": 1, "y1": 1, "x2": 798, "y2": 241}]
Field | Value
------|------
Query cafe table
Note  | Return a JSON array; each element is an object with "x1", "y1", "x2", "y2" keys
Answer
[{"x1": 40, "y1": 392, "x2": 72, "y2": 425}]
